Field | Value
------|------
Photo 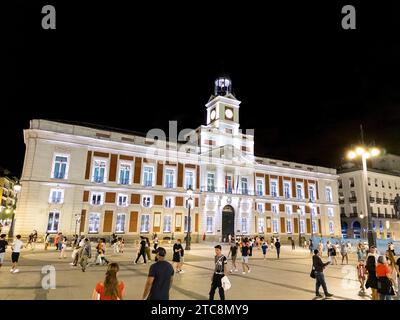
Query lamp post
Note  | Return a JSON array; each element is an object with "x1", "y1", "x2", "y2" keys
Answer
[
  {"x1": 296, "y1": 208, "x2": 302, "y2": 247},
  {"x1": 347, "y1": 146, "x2": 381, "y2": 247},
  {"x1": 8, "y1": 181, "x2": 21, "y2": 239},
  {"x1": 185, "y1": 186, "x2": 193, "y2": 250},
  {"x1": 307, "y1": 199, "x2": 314, "y2": 240}
]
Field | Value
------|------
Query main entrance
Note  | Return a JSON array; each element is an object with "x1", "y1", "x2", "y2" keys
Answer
[{"x1": 222, "y1": 205, "x2": 235, "y2": 242}]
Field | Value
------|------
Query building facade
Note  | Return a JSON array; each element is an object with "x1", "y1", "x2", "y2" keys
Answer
[
  {"x1": 0, "y1": 176, "x2": 18, "y2": 233},
  {"x1": 15, "y1": 78, "x2": 341, "y2": 242},
  {"x1": 338, "y1": 167, "x2": 400, "y2": 240}
]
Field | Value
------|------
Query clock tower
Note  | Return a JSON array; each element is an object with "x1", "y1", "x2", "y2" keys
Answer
[{"x1": 206, "y1": 76, "x2": 241, "y2": 135}]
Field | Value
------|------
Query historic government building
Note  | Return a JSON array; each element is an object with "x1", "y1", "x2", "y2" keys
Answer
[{"x1": 15, "y1": 78, "x2": 341, "y2": 242}]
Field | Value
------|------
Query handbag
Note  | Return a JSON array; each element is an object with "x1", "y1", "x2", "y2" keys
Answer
[
  {"x1": 221, "y1": 276, "x2": 231, "y2": 291},
  {"x1": 310, "y1": 267, "x2": 316, "y2": 279}
]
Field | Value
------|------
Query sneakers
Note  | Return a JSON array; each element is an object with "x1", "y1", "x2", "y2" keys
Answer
[
  {"x1": 242, "y1": 271, "x2": 246, "y2": 274},
  {"x1": 229, "y1": 270, "x2": 233, "y2": 273},
  {"x1": 325, "y1": 293, "x2": 333, "y2": 298},
  {"x1": 315, "y1": 293, "x2": 323, "y2": 298},
  {"x1": 13, "y1": 269, "x2": 19, "y2": 273},
  {"x1": 10, "y1": 269, "x2": 14, "y2": 273},
  {"x1": 179, "y1": 270, "x2": 185, "y2": 274},
  {"x1": 247, "y1": 269, "x2": 251, "y2": 273}
]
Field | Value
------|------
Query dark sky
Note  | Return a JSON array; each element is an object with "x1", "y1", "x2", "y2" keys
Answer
[{"x1": 4, "y1": 1, "x2": 400, "y2": 176}]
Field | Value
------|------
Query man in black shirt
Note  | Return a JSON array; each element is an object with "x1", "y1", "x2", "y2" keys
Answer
[
  {"x1": 142, "y1": 247, "x2": 174, "y2": 300},
  {"x1": 0, "y1": 234, "x2": 8, "y2": 270},
  {"x1": 275, "y1": 239, "x2": 281, "y2": 259},
  {"x1": 134, "y1": 236, "x2": 147, "y2": 264},
  {"x1": 209, "y1": 245, "x2": 227, "y2": 300},
  {"x1": 312, "y1": 249, "x2": 333, "y2": 298}
]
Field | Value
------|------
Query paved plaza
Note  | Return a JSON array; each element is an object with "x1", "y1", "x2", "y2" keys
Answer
[{"x1": 0, "y1": 242, "x2": 372, "y2": 300}]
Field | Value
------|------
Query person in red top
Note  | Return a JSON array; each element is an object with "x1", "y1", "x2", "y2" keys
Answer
[
  {"x1": 376, "y1": 256, "x2": 394, "y2": 300},
  {"x1": 92, "y1": 263, "x2": 125, "y2": 300}
]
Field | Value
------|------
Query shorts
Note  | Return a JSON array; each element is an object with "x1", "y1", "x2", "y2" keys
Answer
[
  {"x1": 232, "y1": 255, "x2": 237, "y2": 263},
  {"x1": 11, "y1": 252, "x2": 20, "y2": 263},
  {"x1": 0, "y1": 252, "x2": 5, "y2": 264},
  {"x1": 242, "y1": 256, "x2": 249, "y2": 263}
]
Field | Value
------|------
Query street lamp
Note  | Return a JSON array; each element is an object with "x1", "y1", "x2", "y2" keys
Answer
[
  {"x1": 185, "y1": 186, "x2": 193, "y2": 250},
  {"x1": 347, "y1": 146, "x2": 381, "y2": 247},
  {"x1": 307, "y1": 199, "x2": 314, "y2": 239},
  {"x1": 296, "y1": 208, "x2": 302, "y2": 247},
  {"x1": 8, "y1": 181, "x2": 21, "y2": 239}
]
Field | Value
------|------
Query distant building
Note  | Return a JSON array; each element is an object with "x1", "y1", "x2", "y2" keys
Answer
[
  {"x1": 0, "y1": 176, "x2": 18, "y2": 233},
  {"x1": 338, "y1": 165, "x2": 400, "y2": 240},
  {"x1": 15, "y1": 77, "x2": 341, "y2": 242}
]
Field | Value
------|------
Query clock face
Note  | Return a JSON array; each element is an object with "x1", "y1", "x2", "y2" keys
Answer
[
  {"x1": 210, "y1": 109, "x2": 216, "y2": 120},
  {"x1": 225, "y1": 108, "x2": 233, "y2": 119}
]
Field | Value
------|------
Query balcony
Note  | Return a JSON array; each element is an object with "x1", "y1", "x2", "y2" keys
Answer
[
  {"x1": 349, "y1": 197, "x2": 357, "y2": 203},
  {"x1": 383, "y1": 198, "x2": 389, "y2": 205},
  {"x1": 376, "y1": 198, "x2": 382, "y2": 204},
  {"x1": 93, "y1": 176, "x2": 105, "y2": 183},
  {"x1": 339, "y1": 199, "x2": 345, "y2": 204},
  {"x1": 349, "y1": 213, "x2": 358, "y2": 218},
  {"x1": 390, "y1": 199, "x2": 395, "y2": 205},
  {"x1": 371, "y1": 212, "x2": 378, "y2": 218},
  {"x1": 369, "y1": 197, "x2": 375, "y2": 203},
  {"x1": 378, "y1": 213, "x2": 385, "y2": 218},
  {"x1": 350, "y1": 183, "x2": 355, "y2": 188},
  {"x1": 340, "y1": 213, "x2": 346, "y2": 218},
  {"x1": 165, "y1": 183, "x2": 174, "y2": 189},
  {"x1": 119, "y1": 178, "x2": 130, "y2": 185}
]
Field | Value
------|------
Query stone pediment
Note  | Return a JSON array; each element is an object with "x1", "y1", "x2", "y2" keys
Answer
[{"x1": 201, "y1": 144, "x2": 255, "y2": 165}]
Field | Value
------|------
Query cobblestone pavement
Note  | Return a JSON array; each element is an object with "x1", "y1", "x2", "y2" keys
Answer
[{"x1": 0, "y1": 242, "x2": 373, "y2": 300}]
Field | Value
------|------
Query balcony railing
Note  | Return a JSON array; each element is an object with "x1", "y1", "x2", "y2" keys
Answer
[
  {"x1": 383, "y1": 198, "x2": 389, "y2": 204},
  {"x1": 349, "y1": 197, "x2": 357, "y2": 203},
  {"x1": 371, "y1": 212, "x2": 378, "y2": 217},
  {"x1": 165, "y1": 183, "x2": 174, "y2": 189},
  {"x1": 390, "y1": 200, "x2": 395, "y2": 205},
  {"x1": 376, "y1": 198, "x2": 382, "y2": 204},
  {"x1": 350, "y1": 183, "x2": 355, "y2": 188},
  {"x1": 349, "y1": 213, "x2": 358, "y2": 217},
  {"x1": 119, "y1": 178, "x2": 130, "y2": 185},
  {"x1": 93, "y1": 176, "x2": 105, "y2": 183},
  {"x1": 339, "y1": 199, "x2": 345, "y2": 204},
  {"x1": 369, "y1": 197, "x2": 375, "y2": 203},
  {"x1": 340, "y1": 213, "x2": 346, "y2": 218},
  {"x1": 378, "y1": 213, "x2": 385, "y2": 218}
]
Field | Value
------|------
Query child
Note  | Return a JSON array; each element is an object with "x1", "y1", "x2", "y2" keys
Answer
[
  {"x1": 59, "y1": 238, "x2": 67, "y2": 259},
  {"x1": 357, "y1": 259, "x2": 366, "y2": 294},
  {"x1": 261, "y1": 241, "x2": 268, "y2": 260}
]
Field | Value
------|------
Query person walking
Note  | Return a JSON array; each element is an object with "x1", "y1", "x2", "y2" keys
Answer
[
  {"x1": 153, "y1": 235, "x2": 159, "y2": 251},
  {"x1": 79, "y1": 238, "x2": 92, "y2": 272},
  {"x1": 172, "y1": 239, "x2": 183, "y2": 273},
  {"x1": 309, "y1": 239, "x2": 314, "y2": 254},
  {"x1": 145, "y1": 238, "x2": 151, "y2": 262},
  {"x1": 25, "y1": 232, "x2": 34, "y2": 250},
  {"x1": 275, "y1": 239, "x2": 281, "y2": 259},
  {"x1": 312, "y1": 249, "x2": 333, "y2": 298},
  {"x1": 386, "y1": 251, "x2": 399, "y2": 297},
  {"x1": 53, "y1": 232, "x2": 60, "y2": 251},
  {"x1": 376, "y1": 255, "x2": 395, "y2": 300},
  {"x1": 134, "y1": 237, "x2": 147, "y2": 264},
  {"x1": 340, "y1": 242, "x2": 348, "y2": 265},
  {"x1": 92, "y1": 263, "x2": 125, "y2": 300},
  {"x1": 100, "y1": 238, "x2": 110, "y2": 265},
  {"x1": 365, "y1": 254, "x2": 379, "y2": 300},
  {"x1": 209, "y1": 245, "x2": 227, "y2": 301},
  {"x1": 291, "y1": 239, "x2": 295, "y2": 250},
  {"x1": 357, "y1": 242, "x2": 363, "y2": 261},
  {"x1": 357, "y1": 259, "x2": 367, "y2": 294},
  {"x1": 70, "y1": 243, "x2": 80, "y2": 267},
  {"x1": 59, "y1": 237, "x2": 67, "y2": 259},
  {"x1": 0, "y1": 234, "x2": 8, "y2": 270},
  {"x1": 329, "y1": 243, "x2": 337, "y2": 265},
  {"x1": 44, "y1": 232, "x2": 50, "y2": 250},
  {"x1": 227, "y1": 241, "x2": 238, "y2": 273},
  {"x1": 10, "y1": 235, "x2": 24, "y2": 274},
  {"x1": 261, "y1": 241, "x2": 268, "y2": 260},
  {"x1": 241, "y1": 241, "x2": 250, "y2": 274},
  {"x1": 142, "y1": 247, "x2": 174, "y2": 300}
]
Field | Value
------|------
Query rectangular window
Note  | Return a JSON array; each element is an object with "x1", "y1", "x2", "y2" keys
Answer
[
  {"x1": 241, "y1": 177, "x2": 248, "y2": 195},
  {"x1": 47, "y1": 211, "x2": 60, "y2": 232},
  {"x1": 185, "y1": 170, "x2": 194, "y2": 190},
  {"x1": 163, "y1": 216, "x2": 172, "y2": 232},
  {"x1": 91, "y1": 192, "x2": 104, "y2": 206},
  {"x1": 207, "y1": 173, "x2": 215, "y2": 192},
  {"x1": 312, "y1": 220, "x2": 317, "y2": 234},
  {"x1": 93, "y1": 160, "x2": 107, "y2": 183},
  {"x1": 165, "y1": 169, "x2": 175, "y2": 188},
  {"x1": 284, "y1": 182, "x2": 291, "y2": 199},
  {"x1": 270, "y1": 180, "x2": 278, "y2": 197},
  {"x1": 143, "y1": 166, "x2": 154, "y2": 187},
  {"x1": 117, "y1": 194, "x2": 128, "y2": 207},
  {"x1": 258, "y1": 217, "x2": 265, "y2": 233},
  {"x1": 225, "y1": 176, "x2": 233, "y2": 194},
  {"x1": 49, "y1": 189, "x2": 64, "y2": 204},
  {"x1": 140, "y1": 214, "x2": 150, "y2": 233},
  {"x1": 350, "y1": 178, "x2": 355, "y2": 187},
  {"x1": 272, "y1": 204, "x2": 279, "y2": 214},
  {"x1": 286, "y1": 219, "x2": 293, "y2": 234},
  {"x1": 325, "y1": 187, "x2": 333, "y2": 203},
  {"x1": 308, "y1": 185, "x2": 316, "y2": 201},
  {"x1": 88, "y1": 213, "x2": 101, "y2": 233},
  {"x1": 142, "y1": 196, "x2": 151, "y2": 208},
  {"x1": 300, "y1": 220, "x2": 305, "y2": 234},
  {"x1": 52, "y1": 155, "x2": 68, "y2": 179},
  {"x1": 115, "y1": 213, "x2": 126, "y2": 233},
  {"x1": 241, "y1": 217, "x2": 248, "y2": 233},
  {"x1": 257, "y1": 203, "x2": 264, "y2": 213},
  {"x1": 329, "y1": 221, "x2": 334, "y2": 234},
  {"x1": 353, "y1": 206, "x2": 357, "y2": 214},
  {"x1": 165, "y1": 196, "x2": 174, "y2": 208},
  {"x1": 119, "y1": 164, "x2": 131, "y2": 185},
  {"x1": 285, "y1": 205, "x2": 292, "y2": 215},
  {"x1": 256, "y1": 179, "x2": 263, "y2": 196},
  {"x1": 296, "y1": 183, "x2": 304, "y2": 200},
  {"x1": 327, "y1": 207, "x2": 334, "y2": 217},
  {"x1": 206, "y1": 216, "x2": 213, "y2": 233},
  {"x1": 272, "y1": 219, "x2": 279, "y2": 234}
]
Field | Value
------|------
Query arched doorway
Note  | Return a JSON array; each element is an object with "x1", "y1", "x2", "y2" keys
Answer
[
  {"x1": 222, "y1": 205, "x2": 235, "y2": 242},
  {"x1": 341, "y1": 222, "x2": 348, "y2": 239},
  {"x1": 352, "y1": 221, "x2": 361, "y2": 239}
]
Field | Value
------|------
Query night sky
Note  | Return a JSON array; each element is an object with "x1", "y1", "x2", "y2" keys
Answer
[{"x1": 4, "y1": 1, "x2": 400, "y2": 176}]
